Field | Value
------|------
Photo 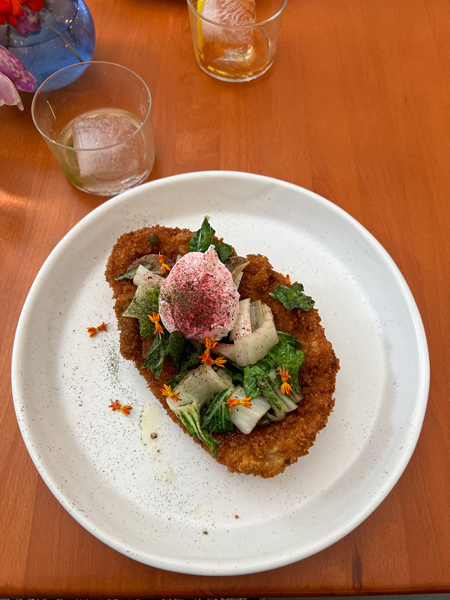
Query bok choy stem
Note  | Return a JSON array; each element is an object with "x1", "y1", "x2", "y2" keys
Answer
[{"x1": 177, "y1": 401, "x2": 219, "y2": 456}]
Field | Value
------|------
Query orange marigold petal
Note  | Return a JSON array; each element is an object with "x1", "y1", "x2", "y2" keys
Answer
[
  {"x1": 204, "y1": 337, "x2": 217, "y2": 351},
  {"x1": 199, "y1": 349, "x2": 214, "y2": 366},
  {"x1": 281, "y1": 382, "x2": 293, "y2": 395},
  {"x1": 227, "y1": 398, "x2": 240, "y2": 411},
  {"x1": 214, "y1": 356, "x2": 227, "y2": 368},
  {"x1": 87, "y1": 322, "x2": 108, "y2": 337}
]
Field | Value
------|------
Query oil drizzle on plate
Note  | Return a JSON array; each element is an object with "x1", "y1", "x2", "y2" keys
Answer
[{"x1": 140, "y1": 403, "x2": 177, "y2": 484}]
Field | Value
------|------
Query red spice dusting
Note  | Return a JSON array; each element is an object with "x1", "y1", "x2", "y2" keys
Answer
[{"x1": 159, "y1": 247, "x2": 239, "y2": 342}]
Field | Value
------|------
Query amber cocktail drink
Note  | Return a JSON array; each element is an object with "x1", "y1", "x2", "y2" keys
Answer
[{"x1": 187, "y1": 0, "x2": 287, "y2": 82}]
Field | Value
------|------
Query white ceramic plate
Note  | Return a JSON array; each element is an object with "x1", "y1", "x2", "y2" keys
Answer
[{"x1": 12, "y1": 171, "x2": 429, "y2": 576}]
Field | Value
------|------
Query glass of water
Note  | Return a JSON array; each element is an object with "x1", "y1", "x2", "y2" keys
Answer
[
  {"x1": 31, "y1": 61, "x2": 155, "y2": 196},
  {"x1": 186, "y1": 0, "x2": 287, "y2": 82}
]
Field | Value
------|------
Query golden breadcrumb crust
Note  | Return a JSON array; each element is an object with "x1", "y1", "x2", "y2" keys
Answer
[{"x1": 105, "y1": 225, "x2": 340, "y2": 478}]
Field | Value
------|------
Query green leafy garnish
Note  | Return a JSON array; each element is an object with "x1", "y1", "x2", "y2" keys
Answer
[
  {"x1": 142, "y1": 334, "x2": 169, "y2": 378},
  {"x1": 167, "y1": 331, "x2": 186, "y2": 369},
  {"x1": 257, "y1": 376, "x2": 287, "y2": 412},
  {"x1": 188, "y1": 216, "x2": 233, "y2": 263},
  {"x1": 202, "y1": 389, "x2": 234, "y2": 434},
  {"x1": 275, "y1": 330, "x2": 302, "y2": 348},
  {"x1": 243, "y1": 358, "x2": 272, "y2": 398},
  {"x1": 242, "y1": 333, "x2": 304, "y2": 398},
  {"x1": 122, "y1": 286, "x2": 160, "y2": 336},
  {"x1": 165, "y1": 341, "x2": 203, "y2": 388},
  {"x1": 142, "y1": 331, "x2": 186, "y2": 379},
  {"x1": 270, "y1": 283, "x2": 315, "y2": 312},
  {"x1": 222, "y1": 362, "x2": 245, "y2": 386},
  {"x1": 176, "y1": 401, "x2": 219, "y2": 456},
  {"x1": 61, "y1": 141, "x2": 83, "y2": 187},
  {"x1": 213, "y1": 240, "x2": 233, "y2": 263},
  {"x1": 268, "y1": 340, "x2": 304, "y2": 394},
  {"x1": 189, "y1": 216, "x2": 214, "y2": 253}
]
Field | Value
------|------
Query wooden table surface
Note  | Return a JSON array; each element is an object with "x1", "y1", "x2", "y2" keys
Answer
[{"x1": 1, "y1": 0, "x2": 449, "y2": 596}]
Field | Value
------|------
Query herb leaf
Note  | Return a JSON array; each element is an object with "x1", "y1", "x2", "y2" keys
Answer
[
  {"x1": 164, "y1": 341, "x2": 203, "y2": 388},
  {"x1": 188, "y1": 216, "x2": 233, "y2": 263},
  {"x1": 202, "y1": 389, "x2": 234, "y2": 434},
  {"x1": 142, "y1": 334, "x2": 169, "y2": 378},
  {"x1": 167, "y1": 331, "x2": 186, "y2": 369},
  {"x1": 270, "y1": 283, "x2": 315, "y2": 311},
  {"x1": 213, "y1": 240, "x2": 233, "y2": 263},
  {"x1": 189, "y1": 216, "x2": 215, "y2": 253}
]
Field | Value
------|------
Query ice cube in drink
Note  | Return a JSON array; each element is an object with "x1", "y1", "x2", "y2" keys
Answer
[
  {"x1": 201, "y1": 0, "x2": 256, "y2": 26},
  {"x1": 194, "y1": 0, "x2": 274, "y2": 81},
  {"x1": 72, "y1": 109, "x2": 140, "y2": 179}
]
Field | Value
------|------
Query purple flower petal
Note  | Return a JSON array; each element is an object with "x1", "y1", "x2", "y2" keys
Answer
[
  {"x1": 15, "y1": 6, "x2": 41, "y2": 36},
  {"x1": 0, "y1": 72, "x2": 24, "y2": 110},
  {"x1": 0, "y1": 46, "x2": 36, "y2": 92}
]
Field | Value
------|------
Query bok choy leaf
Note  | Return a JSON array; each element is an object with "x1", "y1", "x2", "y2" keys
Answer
[
  {"x1": 268, "y1": 341, "x2": 304, "y2": 394},
  {"x1": 122, "y1": 286, "x2": 160, "y2": 337},
  {"x1": 243, "y1": 357, "x2": 272, "y2": 398},
  {"x1": 176, "y1": 401, "x2": 219, "y2": 456},
  {"x1": 202, "y1": 389, "x2": 234, "y2": 434}
]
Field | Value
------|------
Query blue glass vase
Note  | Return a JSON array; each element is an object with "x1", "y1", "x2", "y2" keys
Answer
[{"x1": 0, "y1": 0, "x2": 95, "y2": 91}]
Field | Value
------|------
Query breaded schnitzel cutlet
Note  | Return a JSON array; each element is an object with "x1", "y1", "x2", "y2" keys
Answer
[{"x1": 105, "y1": 225, "x2": 339, "y2": 478}]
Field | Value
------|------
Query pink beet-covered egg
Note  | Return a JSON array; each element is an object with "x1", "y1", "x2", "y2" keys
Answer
[{"x1": 159, "y1": 245, "x2": 239, "y2": 342}]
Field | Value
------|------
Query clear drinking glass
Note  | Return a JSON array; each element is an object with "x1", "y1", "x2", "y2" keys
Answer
[
  {"x1": 186, "y1": 0, "x2": 287, "y2": 82},
  {"x1": 31, "y1": 61, "x2": 155, "y2": 196}
]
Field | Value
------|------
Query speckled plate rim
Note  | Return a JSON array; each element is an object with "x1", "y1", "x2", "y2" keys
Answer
[{"x1": 11, "y1": 171, "x2": 430, "y2": 575}]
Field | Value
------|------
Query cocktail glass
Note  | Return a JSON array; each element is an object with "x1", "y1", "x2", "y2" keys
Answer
[
  {"x1": 186, "y1": 0, "x2": 287, "y2": 82},
  {"x1": 31, "y1": 61, "x2": 155, "y2": 196}
]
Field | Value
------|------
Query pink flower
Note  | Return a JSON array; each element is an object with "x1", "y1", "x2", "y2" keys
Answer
[
  {"x1": 0, "y1": 45, "x2": 36, "y2": 109},
  {"x1": 0, "y1": 0, "x2": 44, "y2": 28},
  {"x1": 0, "y1": 71, "x2": 24, "y2": 109},
  {"x1": 15, "y1": 4, "x2": 41, "y2": 35}
]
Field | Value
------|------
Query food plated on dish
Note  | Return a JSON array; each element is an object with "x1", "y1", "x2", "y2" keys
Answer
[
  {"x1": 11, "y1": 172, "x2": 429, "y2": 574},
  {"x1": 106, "y1": 217, "x2": 339, "y2": 478}
]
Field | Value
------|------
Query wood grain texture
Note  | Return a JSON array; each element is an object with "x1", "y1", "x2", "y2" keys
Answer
[{"x1": 1, "y1": 0, "x2": 449, "y2": 595}]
